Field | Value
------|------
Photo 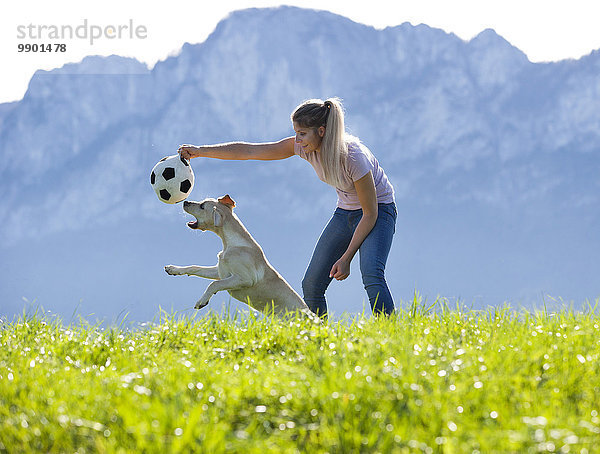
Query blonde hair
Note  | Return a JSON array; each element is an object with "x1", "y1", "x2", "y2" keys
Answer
[{"x1": 291, "y1": 97, "x2": 348, "y2": 188}]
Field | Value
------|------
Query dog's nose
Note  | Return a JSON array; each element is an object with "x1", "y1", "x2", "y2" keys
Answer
[{"x1": 183, "y1": 201, "x2": 190, "y2": 208}]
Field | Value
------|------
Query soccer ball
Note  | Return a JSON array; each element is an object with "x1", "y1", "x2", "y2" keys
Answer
[{"x1": 150, "y1": 155, "x2": 194, "y2": 204}]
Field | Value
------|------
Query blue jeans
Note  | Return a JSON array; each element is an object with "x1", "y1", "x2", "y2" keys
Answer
[{"x1": 302, "y1": 203, "x2": 397, "y2": 317}]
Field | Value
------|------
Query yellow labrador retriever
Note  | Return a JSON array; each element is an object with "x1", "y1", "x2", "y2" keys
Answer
[{"x1": 165, "y1": 195, "x2": 311, "y2": 316}]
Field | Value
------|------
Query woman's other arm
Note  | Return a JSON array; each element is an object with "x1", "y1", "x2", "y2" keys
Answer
[{"x1": 329, "y1": 171, "x2": 378, "y2": 280}]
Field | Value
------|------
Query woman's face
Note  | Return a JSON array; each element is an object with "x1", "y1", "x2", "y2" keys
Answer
[{"x1": 293, "y1": 122, "x2": 325, "y2": 153}]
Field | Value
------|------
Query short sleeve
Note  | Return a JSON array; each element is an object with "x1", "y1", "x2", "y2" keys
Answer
[{"x1": 347, "y1": 145, "x2": 372, "y2": 181}]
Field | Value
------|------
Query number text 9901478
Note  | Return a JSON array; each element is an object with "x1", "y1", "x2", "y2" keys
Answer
[{"x1": 18, "y1": 43, "x2": 67, "y2": 52}]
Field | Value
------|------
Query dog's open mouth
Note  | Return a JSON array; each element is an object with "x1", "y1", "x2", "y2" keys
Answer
[{"x1": 187, "y1": 220, "x2": 199, "y2": 229}]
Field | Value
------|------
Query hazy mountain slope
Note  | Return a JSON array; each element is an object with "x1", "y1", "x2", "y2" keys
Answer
[{"x1": 1, "y1": 6, "x2": 598, "y2": 320}]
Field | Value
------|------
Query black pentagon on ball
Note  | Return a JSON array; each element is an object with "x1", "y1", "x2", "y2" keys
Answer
[
  {"x1": 162, "y1": 167, "x2": 176, "y2": 180},
  {"x1": 159, "y1": 156, "x2": 168, "y2": 162},
  {"x1": 150, "y1": 171, "x2": 156, "y2": 185},
  {"x1": 160, "y1": 189, "x2": 171, "y2": 201},
  {"x1": 180, "y1": 179, "x2": 192, "y2": 193},
  {"x1": 180, "y1": 155, "x2": 190, "y2": 166}
]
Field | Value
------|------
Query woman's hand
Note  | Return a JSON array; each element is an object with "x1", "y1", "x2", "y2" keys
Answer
[
  {"x1": 330, "y1": 257, "x2": 351, "y2": 281},
  {"x1": 178, "y1": 144, "x2": 200, "y2": 159}
]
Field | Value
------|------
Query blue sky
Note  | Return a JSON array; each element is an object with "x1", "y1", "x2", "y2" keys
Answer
[{"x1": 1, "y1": 0, "x2": 599, "y2": 103}]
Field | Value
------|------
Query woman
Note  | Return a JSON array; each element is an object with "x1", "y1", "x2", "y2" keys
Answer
[{"x1": 178, "y1": 98, "x2": 396, "y2": 317}]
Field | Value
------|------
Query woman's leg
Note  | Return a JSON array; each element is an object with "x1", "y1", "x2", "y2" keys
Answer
[
  {"x1": 302, "y1": 209, "x2": 354, "y2": 317},
  {"x1": 358, "y1": 203, "x2": 397, "y2": 316}
]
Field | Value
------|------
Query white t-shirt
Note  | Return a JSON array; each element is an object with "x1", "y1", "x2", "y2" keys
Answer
[{"x1": 294, "y1": 139, "x2": 395, "y2": 210}]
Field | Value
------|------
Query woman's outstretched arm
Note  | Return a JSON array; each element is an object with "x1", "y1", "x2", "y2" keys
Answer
[{"x1": 178, "y1": 136, "x2": 295, "y2": 161}]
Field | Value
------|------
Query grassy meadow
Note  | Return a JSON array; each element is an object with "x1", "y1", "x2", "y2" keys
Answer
[{"x1": 1, "y1": 299, "x2": 600, "y2": 453}]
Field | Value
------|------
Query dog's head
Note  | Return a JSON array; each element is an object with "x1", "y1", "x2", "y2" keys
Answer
[{"x1": 183, "y1": 195, "x2": 236, "y2": 231}]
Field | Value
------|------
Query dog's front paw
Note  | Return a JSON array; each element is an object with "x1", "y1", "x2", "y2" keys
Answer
[
  {"x1": 164, "y1": 265, "x2": 180, "y2": 276},
  {"x1": 194, "y1": 295, "x2": 211, "y2": 309}
]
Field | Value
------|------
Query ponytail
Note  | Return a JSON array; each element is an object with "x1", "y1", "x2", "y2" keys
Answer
[{"x1": 291, "y1": 97, "x2": 348, "y2": 188}]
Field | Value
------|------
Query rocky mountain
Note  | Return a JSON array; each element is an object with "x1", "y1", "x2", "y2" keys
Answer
[{"x1": 1, "y1": 6, "x2": 598, "y2": 321}]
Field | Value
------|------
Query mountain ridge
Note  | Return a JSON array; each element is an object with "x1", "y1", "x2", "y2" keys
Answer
[{"x1": 0, "y1": 6, "x2": 598, "y2": 320}]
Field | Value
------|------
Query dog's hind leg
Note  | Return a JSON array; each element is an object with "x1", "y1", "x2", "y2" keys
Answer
[{"x1": 164, "y1": 265, "x2": 220, "y2": 280}]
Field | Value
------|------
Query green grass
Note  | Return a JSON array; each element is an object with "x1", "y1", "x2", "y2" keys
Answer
[{"x1": 1, "y1": 299, "x2": 600, "y2": 453}]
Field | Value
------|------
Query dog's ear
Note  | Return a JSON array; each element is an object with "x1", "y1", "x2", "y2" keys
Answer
[
  {"x1": 218, "y1": 194, "x2": 236, "y2": 209},
  {"x1": 213, "y1": 206, "x2": 223, "y2": 227}
]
